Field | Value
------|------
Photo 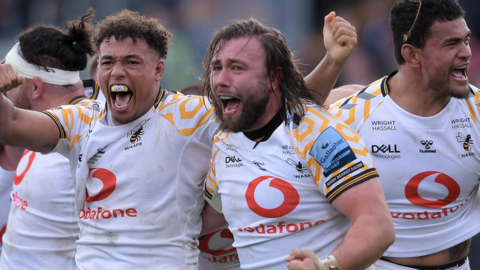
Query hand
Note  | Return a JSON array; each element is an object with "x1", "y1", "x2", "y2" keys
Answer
[
  {"x1": 0, "y1": 64, "x2": 25, "y2": 92},
  {"x1": 285, "y1": 248, "x2": 322, "y2": 270},
  {"x1": 323, "y1": 11, "x2": 357, "y2": 65}
]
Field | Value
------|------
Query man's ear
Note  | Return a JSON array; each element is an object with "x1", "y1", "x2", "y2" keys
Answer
[
  {"x1": 400, "y1": 44, "x2": 421, "y2": 68},
  {"x1": 30, "y1": 77, "x2": 44, "y2": 100},
  {"x1": 268, "y1": 67, "x2": 283, "y2": 92},
  {"x1": 155, "y1": 59, "x2": 165, "y2": 82}
]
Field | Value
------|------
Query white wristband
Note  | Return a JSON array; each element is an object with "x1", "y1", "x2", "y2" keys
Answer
[{"x1": 318, "y1": 255, "x2": 340, "y2": 270}]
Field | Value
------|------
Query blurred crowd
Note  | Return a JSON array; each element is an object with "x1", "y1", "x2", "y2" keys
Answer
[{"x1": 0, "y1": 0, "x2": 479, "y2": 91}]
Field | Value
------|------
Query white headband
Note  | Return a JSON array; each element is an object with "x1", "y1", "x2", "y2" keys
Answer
[{"x1": 4, "y1": 42, "x2": 81, "y2": 85}]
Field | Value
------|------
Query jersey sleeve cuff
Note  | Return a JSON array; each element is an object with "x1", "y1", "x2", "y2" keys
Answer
[
  {"x1": 42, "y1": 111, "x2": 66, "y2": 139},
  {"x1": 326, "y1": 168, "x2": 379, "y2": 203}
]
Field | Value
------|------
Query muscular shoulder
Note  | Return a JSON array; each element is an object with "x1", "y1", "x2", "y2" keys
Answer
[
  {"x1": 157, "y1": 91, "x2": 216, "y2": 137},
  {"x1": 291, "y1": 103, "x2": 367, "y2": 160},
  {"x1": 329, "y1": 77, "x2": 388, "y2": 129}
]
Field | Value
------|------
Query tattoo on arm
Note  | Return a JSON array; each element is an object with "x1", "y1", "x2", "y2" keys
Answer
[{"x1": 449, "y1": 241, "x2": 468, "y2": 260}]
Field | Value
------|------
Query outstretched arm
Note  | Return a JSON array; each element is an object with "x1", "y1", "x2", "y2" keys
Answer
[
  {"x1": 305, "y1": 11, "x2": 357, "y2": 104},
  {"x1": 286, "y1": 178, "x2": 394, "y2": 270},
  {"x1": 0, "y1": 64, "x2": 60, "y2": 152}
]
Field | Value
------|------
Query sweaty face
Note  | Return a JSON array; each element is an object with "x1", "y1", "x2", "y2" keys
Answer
[
  {"x1": 210, "y1": 37, "x2": 272, "y2": 133},
  {"x1": 98, "y1": 36, "x2": 164, "y2": 125},
  {"x1": 421, "y1": 18, "x2": 471, "y2": 99}
]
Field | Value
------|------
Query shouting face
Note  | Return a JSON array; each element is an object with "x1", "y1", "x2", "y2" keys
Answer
[
  {"x1": 420, "y1": 18, "x2": 471, "y2": 99},
  {"x1": 98, "y1": 36, "x2": 164, "y2": 125},
  {"x1": 210, "y1": 36, "x2": 274, "y2": 133}
]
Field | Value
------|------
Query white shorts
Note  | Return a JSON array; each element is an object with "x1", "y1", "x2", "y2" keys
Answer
[{"x1": 371, "y1": 258, "x2": 470, "y2": 270}]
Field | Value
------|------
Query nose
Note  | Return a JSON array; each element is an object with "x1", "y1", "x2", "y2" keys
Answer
[
  {"x1": 213, "y1": 67, "x2": 231, "y2": 89},
  {"x1": 458, "y1": 41, "x2": 472, "y2": 61},
  {"x1": 111, "y1": 61, "x2": 125, "y2": 79}
]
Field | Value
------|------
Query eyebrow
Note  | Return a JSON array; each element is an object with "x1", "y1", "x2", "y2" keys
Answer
[
  {"x1": 444, "y1": 31, "x2": 472, "y2": 44},
  {"x1": 210, "y1": 58, "x2": 248, "y2": 66},
  {"x1": 100, "y1": 54, "x2": 142, "y2": 60}
]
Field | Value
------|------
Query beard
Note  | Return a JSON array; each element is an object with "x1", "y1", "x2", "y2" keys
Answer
[
  {"x1": 212, "y1": 79, "x2": 270, "y2": 133},
  {"x1": 427, "y1": 78, "x2": 470, "y2": 99}
]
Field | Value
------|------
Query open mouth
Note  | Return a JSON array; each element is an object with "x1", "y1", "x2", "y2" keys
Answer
[
  {"x1": 111, "y1": 85, "x2": 133, "y2": 109},
  {"x1": 451, "y1": 65, "x2": 468, "y2": 81},
  {"x1": 219, "y1": 95, "x2": 241, "y2": 115}
]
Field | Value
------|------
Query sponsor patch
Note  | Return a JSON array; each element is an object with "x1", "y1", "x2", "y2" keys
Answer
[
  {"x1": 326, "y1": 162, "x2": 363, "y2": 187},
  {"x1": 310, "y1": 127, "x2": 356, "y2": 177}
]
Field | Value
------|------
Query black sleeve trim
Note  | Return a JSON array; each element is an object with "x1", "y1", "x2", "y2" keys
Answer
[
  {"x1": 326, "y1": 168, "x2": 379, "y2": 203},
  {"x1": 203, "y1": 181, "x2": 213, "y2": 200},
  {"x1": 41, "y1": 111, "x2": 66, "y2": 139}
]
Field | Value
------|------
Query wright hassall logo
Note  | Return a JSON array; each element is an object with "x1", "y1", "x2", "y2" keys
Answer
[{"x1": 371, "y1": 144, "x2": 400, "y2": 153}]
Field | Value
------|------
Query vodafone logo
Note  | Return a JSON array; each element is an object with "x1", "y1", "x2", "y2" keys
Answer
[
  {"x1": 14, "y1": 150, "x2": 36, "y2": 185},
  {"x1": 405, "y1": 171, "x2": 460, "y2": 209},
  {"x1": 198, "y1": 229, "x2": 236, "y2": 256},
  {"x1": 86, "y1": 168, "x2": 117, "y2": 202},
  {"x1": 245, "y1": 176, "x2": 299, "y2": 218}
]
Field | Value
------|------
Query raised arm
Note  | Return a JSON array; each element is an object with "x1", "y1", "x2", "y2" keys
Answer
[
  {"x1": 286, "y1": 178, "x2": 394, "y2": 270},
  {"x1": 305, "y1": 12, "x2": 357, "y2": 104},
  {"x1": 0, "y1": 64, "x2": 60, "y2": 152}
]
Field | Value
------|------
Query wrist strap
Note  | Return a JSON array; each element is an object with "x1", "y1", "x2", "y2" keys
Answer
[{"x1": 318, "y1": 255, "x2": 340, "y2": 270}]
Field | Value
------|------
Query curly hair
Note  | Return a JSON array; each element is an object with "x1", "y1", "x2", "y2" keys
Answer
[
  {"x1": 92, "y1": 10, "x2": 172, "y2": 60},
  {"x1": 18, "y1": 8, "x2": 95, "y2": 71},
  {"x1": 202, "y1": 18, "x2": 317, "y2": 119},
  {"x1": 390, "y1": 0, "x2": 465, "y2": 65}
]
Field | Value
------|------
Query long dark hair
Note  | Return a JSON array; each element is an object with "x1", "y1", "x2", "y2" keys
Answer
[{"x1": 202, "y1": 18, "x2": 318, "y2": 119}]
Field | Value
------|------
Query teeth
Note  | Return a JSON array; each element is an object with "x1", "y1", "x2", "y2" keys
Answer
[
  {"x1": 219, "y1": 96, "x2": 233, "y2": 100},
  {"x1": 456, "y1": 65, "x2": 467, "y2": 70},
  {"x1": 114, "y1": 101, "x2": 128, "y2": 109},
  {"x1": 111, "y1": 85, "x2": 128, "y2": 92}
]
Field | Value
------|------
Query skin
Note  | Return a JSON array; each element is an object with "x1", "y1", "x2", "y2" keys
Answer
[
  {"x1": 97, "y1": 36, "x2": 165, "y2": 125},
  {"x1": 388, "y1": 18, "x2": 471, "y2": 117},
  {"x1": 286, "y1": 179, "x2": 394, "y2": 270},
  {"x1": 355, "y1": 18, "x2": 471, "y2": 267},
  {"x1": 323, "y1": 84, "x2": 364, "y2": 110},
  {"x1": 305, "y1": 12, "x2": 357, "y2": 104},
  {"x1": 205, "y1": 18, "x2": 394, "y2": 270},
  {"x1": 210, "y1": 36, "x2": 280, "y2": 133}
]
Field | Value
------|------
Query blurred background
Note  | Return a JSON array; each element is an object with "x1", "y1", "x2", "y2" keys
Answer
[
  {"x1": 0, "y1": 0, "x2": 479, "y2": 90},
  {"x1": 0, "y1": 0, "x2": 479, "y2": 266}
]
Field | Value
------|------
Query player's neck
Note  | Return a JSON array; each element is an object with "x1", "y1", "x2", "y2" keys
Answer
[
  {"x1": 0, "y1": 145, "x2": 24, "y2": 171},
  {"x1": 243, "y1": 106, "x2": 284, "y2": 144},
  {"x1": 388, "y1": 70, "x2": 451, "y2": 117},
  {"x1": 38, "y1": 82, "x2": 86, "y2": 111}
]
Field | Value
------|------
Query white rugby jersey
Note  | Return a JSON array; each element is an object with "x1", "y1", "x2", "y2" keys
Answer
[
  {"x1": 204, "y1": 103, "x2": 379, "y2": 270},
  {"x1": 44, "y1": 90, "x2": 217, "y2": 269},
  {"x1": 329, "y1": 73, "x2": 480, "y2": 257},
  {"x1": 198, "y1": 227, "x2": 241, "y2": 270},
  {"x1": 0, "y1": 166, "x2": 14, "y2": 256},
  {"x1": 82, "y1": 79, "x2": 105, "y2": 103},
  {"x1": 0, "y1": 96, "x2": 99, "y2": 269}
]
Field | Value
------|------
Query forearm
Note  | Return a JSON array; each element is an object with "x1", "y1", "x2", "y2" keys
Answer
[
  {"x1": 304, "y1": 53, "x2": 345, "y2": 104},
  {"x1": 200, "y1": 201, "x2": 228, "y2": 236},
  {"x1": 330, "y1": 213, "x2": 394, "y2": 270},
  {"x1": 0, "y1": 94, "x2": 18, "y2": 143}
]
